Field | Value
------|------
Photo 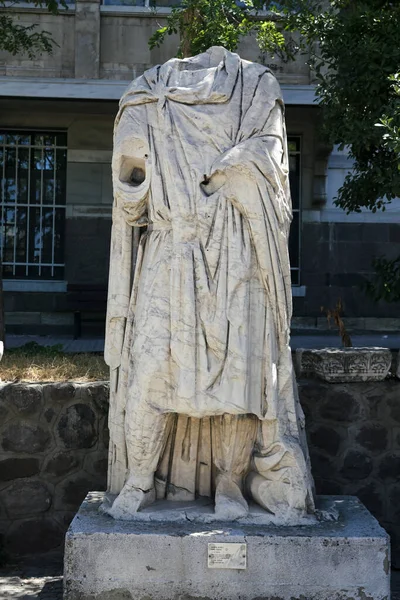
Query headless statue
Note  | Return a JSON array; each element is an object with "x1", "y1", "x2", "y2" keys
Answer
[{"x1": 103, "y1": 46, "x2": 315, "y2": 522}]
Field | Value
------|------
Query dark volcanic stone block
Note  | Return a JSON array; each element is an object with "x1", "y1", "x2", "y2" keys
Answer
[
  {"x1": 309, "y1": 426, "x2": 342, "y2": 456},
  {"x1": 388, "y1": 485, "x2": 400, "y2": 522},
  {"x1": 2, "y1": 423, "x2": 51, "y2": 453},
  {"x1": 6, "y1": 518, "x2": 64, "y2": 554},
  {"x1": 81, "y1": 383, "x2": 109, "y2": 413},
  {"x1": 58, "y1": 404, "x2": 97, "y2": 449},
  {"x1": 3, "y1": 480, "x2": 51, "y2": 517},
  {"x1": 0, "y1": 384, "x2": 43, "y2": 416},
  {"x1": 356, "y1": 424, "x2": 388, "y2": 453},
  {"x1": 0, "y1": 458, "x2": 40, "y2": 481},
  {"x1": 45, "y1": 452, "x2": 81, "y2": 478},
  {"x1": 44, "y1": 383, "x2": 77, "y2": 405},
  {"x1": 320, "y1": 390, "x2": 361, "y2": 422},
  {"x1": 379, "y1": 453, "x2": 400, "y2": 481},
  {"x1": 56, "y1": 477, "x2": 100, "y2": 511},
  {"x1": 387, "y1": 394, "x2": 400, "y2": 423},
  {"x1": 341, "y1": 450, "x2": 373, "y2": 480}
]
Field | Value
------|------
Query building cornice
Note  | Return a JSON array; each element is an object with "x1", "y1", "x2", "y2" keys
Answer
[{"x1": 0, "y1": 77, "x2": 317, "y2": 105}]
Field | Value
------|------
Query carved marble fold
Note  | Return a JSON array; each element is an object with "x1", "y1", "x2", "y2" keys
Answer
[{"x1": 104, "y1": 46, "x2": 315, "y2": 522}]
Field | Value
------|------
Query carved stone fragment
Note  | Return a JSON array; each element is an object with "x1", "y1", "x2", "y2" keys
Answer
[{"x1": 296, "y1": 347, "x2": 392, "y2": 382}]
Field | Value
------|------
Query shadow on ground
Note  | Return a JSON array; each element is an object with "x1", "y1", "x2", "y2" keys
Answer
[{"x1": 0, "y1": 549, "x2": 399, "y2": 599}]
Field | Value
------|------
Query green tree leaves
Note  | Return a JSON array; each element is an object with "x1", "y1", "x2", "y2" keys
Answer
[
  {"x1": 148, "y1": 0, "x2": 287, "y2": 58},
  {"x1": 283, "y1": 0, "x2": 400, "y2": 213},
  {"x1": 0, "y1": 0, "x2": 67, "y2": 57}
]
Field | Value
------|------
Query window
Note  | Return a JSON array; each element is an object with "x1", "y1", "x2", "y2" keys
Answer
[
  {"x1": 0, "y1": 131, "x2": 67, "y2": 280},
  {"x1": 288, "y1": 136, "x2": 301, "y2": 286}
]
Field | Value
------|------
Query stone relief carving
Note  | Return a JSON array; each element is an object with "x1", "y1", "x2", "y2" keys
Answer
[
  {"x1": 296, "y1": 347, "x2": 392, "y2": 383},
  {"x1": 103, "y1": 46, "x2": 315, "y2": 523}
]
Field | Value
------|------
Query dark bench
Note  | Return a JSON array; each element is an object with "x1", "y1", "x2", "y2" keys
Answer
[{"x1": 66, "y1": 284, "x2": 107, "y2": 339}]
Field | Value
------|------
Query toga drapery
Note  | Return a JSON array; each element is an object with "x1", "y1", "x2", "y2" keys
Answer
[{"x1": 105, "y1": 46, "x2": 314, "y2": 513}]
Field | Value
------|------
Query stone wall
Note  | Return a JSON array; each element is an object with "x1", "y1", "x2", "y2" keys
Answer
[
  {"x1": 0, "y1": 382, "x2": 108, "y2": 555},
  {"x1": 300, "y1": 378, "x2": 400, "y2": 566},
  {"x1": 0, "y1": 379, "x2": 399, "y2": 566}
]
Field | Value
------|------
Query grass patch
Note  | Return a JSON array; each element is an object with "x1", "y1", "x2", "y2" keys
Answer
[{"x1": 0, "y1": 342, "x2": 109, "y2": 383}]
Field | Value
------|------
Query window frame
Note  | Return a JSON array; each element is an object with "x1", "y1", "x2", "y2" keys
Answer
[
  {"x1": 0, "y1": 129, "x2": 67, "y2": 281},
  {"x1": 287, "y1": 135, "x2": 302, "y2": 287}
]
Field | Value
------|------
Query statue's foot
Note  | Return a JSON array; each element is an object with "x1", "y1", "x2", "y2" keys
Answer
[
  {"x1": 214, "y1": 475, "x2": 249, "y2": 520},
  {"x1": 102, "y1": 479, "x2": 156, "y2": 520},
  {"x1": 99, "y1": 492, "x2": 116, "y2": 515}
]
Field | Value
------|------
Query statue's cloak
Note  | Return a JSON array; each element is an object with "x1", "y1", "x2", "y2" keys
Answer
[{"x1": 105, "y1": 47, "x2": 314, "y2": 512}]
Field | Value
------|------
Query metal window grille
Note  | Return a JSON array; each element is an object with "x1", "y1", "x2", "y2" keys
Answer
[
  {"x1": 0, "y1": 131, "x2": 67, "y2": 280},
  {"x1": 288, "y1": 136, "x2": 301, "y2": 286}
]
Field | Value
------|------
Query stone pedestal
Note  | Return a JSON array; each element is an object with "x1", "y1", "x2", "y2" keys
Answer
[{"x1": 64, "y1": 493, "x2": 390, "y2": 600}]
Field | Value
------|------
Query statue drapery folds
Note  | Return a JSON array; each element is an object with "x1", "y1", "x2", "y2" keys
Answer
[{"x1": 103, "y1": 46, "x2": 314, "y2": 522}]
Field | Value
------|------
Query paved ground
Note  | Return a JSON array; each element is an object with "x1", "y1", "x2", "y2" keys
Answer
[
  {"x1": 0, "y1": 551, "x2": 63, "y2": 600},
  {"x1": 6, "y1": 332, "x2": 400, "y2": 353},
  {"x1": 0, "y1": 550, "x2": 399, "y2": 599}
]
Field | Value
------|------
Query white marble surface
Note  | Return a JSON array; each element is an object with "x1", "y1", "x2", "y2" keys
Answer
[{"x1": 104, "y1": 47, "x2": 314, "y2": 522}]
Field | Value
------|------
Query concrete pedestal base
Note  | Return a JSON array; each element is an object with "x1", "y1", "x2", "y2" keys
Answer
[{"x1": 64, "y1": 493, "x2": 390, "y2": 600}]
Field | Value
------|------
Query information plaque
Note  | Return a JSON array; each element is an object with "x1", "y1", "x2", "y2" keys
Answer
[{"x1": 207, "y1": 543, "x2": 247, "y2": 569}]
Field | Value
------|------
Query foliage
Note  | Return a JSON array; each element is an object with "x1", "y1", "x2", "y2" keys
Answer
[
  {"x1": 149, "y1": 0, "x2": 400, "y2": 304},
  {"x1": 281, "y1": 0, "x2": 400, "y2": 214},
  {"x1": 0, "y1": 0, "x2": 66, "y2": 58},
  {"x1": 150, "y1": 0, "x2": 400, "y2": 215},
  {"x1": 377, "y1": 74, "x2": 400, "y2": 169},
  {"x1": 365, "y1": 255, "x2": 400, "y2": 303},
  {"x1": 6, "y1": 341, "x2": 64, "y2": 356},
  {"x1": 149, "y1": 0, "x2": 286, "y2": 59},
  {"x1": 283, "y1": 0, "x2": 400, "y2": 304}
]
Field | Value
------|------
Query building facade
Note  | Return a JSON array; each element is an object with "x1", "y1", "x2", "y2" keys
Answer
[{"x1": 1, "y1": 0, "x2": 399, "y2": 336}]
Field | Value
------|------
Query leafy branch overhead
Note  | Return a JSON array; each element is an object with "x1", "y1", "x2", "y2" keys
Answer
[
  {"x1": 284, "y1": 0, "x2": 400, "y2": 214},
  {"x1": 365, "y1": 256, "x2": 400, "y2": 304},
  {"x1": 0, "y1": 0, "x2": 67, "y2": 57},
  {"x1": 150, "y1": 0, "x2": 400, "y2": 215},
  {"x1": 149, "y1": 0, "x2": 400, "y2": 305},
  {"x1": 149, "y1": 1, "x2": 287, "y2": 61}
]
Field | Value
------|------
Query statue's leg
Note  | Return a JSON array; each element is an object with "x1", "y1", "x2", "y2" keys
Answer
[
  {"x1": 105, "y1": 403, "x2": 173, "y2": 520},
  {"x1": 212, "y1": 414, "x2": 258, "y2": 520}
]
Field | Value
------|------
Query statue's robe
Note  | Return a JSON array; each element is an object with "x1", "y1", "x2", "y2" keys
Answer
[{"x1": 105, "y1": 47, "x2": 314, "y2": 516}]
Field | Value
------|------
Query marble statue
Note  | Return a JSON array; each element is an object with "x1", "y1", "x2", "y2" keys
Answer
[{"x1": 103, "y1": 46, "x2": 315, "y2": 523}]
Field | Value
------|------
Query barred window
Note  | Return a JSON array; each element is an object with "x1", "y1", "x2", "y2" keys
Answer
[
  {"x1": 288, "y1": 136, "x2": 301, "y2": 286},
  {"x1": 0, "y1": 131, "x2": 67, "y2": 280}
]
